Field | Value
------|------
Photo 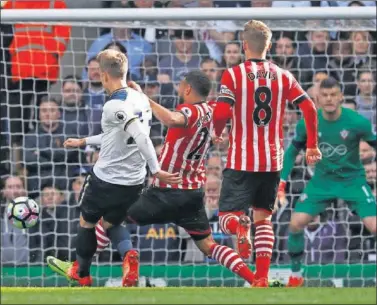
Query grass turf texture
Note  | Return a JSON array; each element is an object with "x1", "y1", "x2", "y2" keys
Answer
[{"x1": 1, "y1": 287, "x2": 376, "y2": 304}]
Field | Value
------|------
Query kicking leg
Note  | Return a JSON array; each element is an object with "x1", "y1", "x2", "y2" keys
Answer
[
  {"x1": 195, "y1": 235, "x2": 255, "y2": 285},
  {"x1": 47, "y1": 215, "x2": 96, "y2": 286},
  {"x1": 75, "y1": 216, "x2": 97, "y2": 280}
]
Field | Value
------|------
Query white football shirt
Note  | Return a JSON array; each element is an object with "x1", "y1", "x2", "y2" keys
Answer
[{"x1": 93, "y1": 88, "x2": 153, "y2": 186}]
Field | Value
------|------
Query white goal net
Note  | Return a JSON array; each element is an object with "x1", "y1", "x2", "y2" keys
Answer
[{"x1": 0, "y1": 0, "x2": 376, "y2": 288}]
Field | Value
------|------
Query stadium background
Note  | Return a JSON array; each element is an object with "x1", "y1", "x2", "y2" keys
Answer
[{"x1": 0, "y1": 0, "x2": 376, "y2": 288}]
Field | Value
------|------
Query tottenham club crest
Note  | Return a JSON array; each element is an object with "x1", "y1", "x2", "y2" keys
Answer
[
  {"x1": 340, "y1": 129, "x2": 349, "y2": 139},
  {"x1": 115, "y1": 111, "x2": 127, "y2": 122}
]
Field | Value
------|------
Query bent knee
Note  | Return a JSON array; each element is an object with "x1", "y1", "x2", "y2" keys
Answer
[
  {"x1": 363, "y1": 216, "x2": 377, "y2": 235},
  {"x1": 289, "y1": 213, "x2": 313, "y2": 232},
  {"x1": 195, "y1": 236, "x2": 215, "y2": 256}
]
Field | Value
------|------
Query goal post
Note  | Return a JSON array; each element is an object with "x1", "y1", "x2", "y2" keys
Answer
[{"x1": 1, "y1": 5, "x2": 376, "y2": 288}]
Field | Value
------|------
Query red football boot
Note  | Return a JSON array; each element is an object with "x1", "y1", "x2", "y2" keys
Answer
[
  {"x1": 122, "y1": 250, "x2": 139, "y2": 287},
  {"x1": 66, "y1": 261, "x2": 93, "y2": 286},
  {"x1": 236, "y1": 215, "x2": 252, "y2": 259},
  {"x1": 287, "y1": 275, "x2": 304, "y2": 287},
  {"x1": 251, "y1": 277, "x2": 269, "y2": 288}
]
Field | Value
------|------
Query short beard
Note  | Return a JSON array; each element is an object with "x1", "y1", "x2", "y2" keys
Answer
[
  {"x1": 178, "y1": 95, "x2": 184, "y2": 104},
  {"x1": 90, "y1": 81, "x2": 103, "y2": 88}
]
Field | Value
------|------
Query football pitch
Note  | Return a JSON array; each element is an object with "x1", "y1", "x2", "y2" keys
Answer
[{"x1": 1, "y1": 287, "x2": 376, "y2": 304}]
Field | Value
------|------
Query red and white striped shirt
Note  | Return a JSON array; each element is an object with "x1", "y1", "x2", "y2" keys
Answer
[
  {"x1": 215, "y1": 59, "x2": 310, "y2": 172},
  {"x1": 153, "y1": 102, "x2": 215, "y2": 189}
]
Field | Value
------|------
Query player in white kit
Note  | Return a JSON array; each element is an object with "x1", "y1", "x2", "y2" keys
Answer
[{"x1": 46, "y1": 50, "x2": 181, "y2": 286}]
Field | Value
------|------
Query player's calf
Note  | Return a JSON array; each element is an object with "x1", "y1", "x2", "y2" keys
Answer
[
  {"x1": 195, "y1": 235, "x2": 255, "y2": 285},
  {"x1": 76, "y1": 221, "x2": 97, "y2": 278},
  {"x1": 237, "y1": 215, "x2": 252, "y2": 259},
  {"x1": 287, "y1": 213, "x2": 313, "y2": 282},
  {"x1": 218, "y1": 211, "x2": 244, "y2": 235},
  {"x1": 95, "y1": 218, "x2": 110, "y2": 254},
  {"x1": 253, "y1": 219, "x2": 275, "y2": 282}
]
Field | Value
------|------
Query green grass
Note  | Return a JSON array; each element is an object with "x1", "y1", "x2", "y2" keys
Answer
[{"x1": 1, "y1": 287, "x2": 376, "y2": 304}]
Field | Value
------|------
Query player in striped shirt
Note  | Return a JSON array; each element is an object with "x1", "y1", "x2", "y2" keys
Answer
[
  {"x1": 96, "y1": 71, "x2": 256, "y2": 286},
  {"x1": 212, "y1": 20, "x2": 322, "y2": 287}
]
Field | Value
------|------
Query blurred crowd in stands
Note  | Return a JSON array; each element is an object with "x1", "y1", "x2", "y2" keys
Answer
[{"x1": 0, "y1": 0, "x2": 376, "y2": 267}]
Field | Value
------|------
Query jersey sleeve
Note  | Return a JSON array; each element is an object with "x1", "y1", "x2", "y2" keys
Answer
[
  {"x1": 359, "y1": 115, "x2": 377, "y2": 142},
  {"x1": 175, "y1": 104, "x2": 199, "y2": 128},
  {"x1": 102, "y1": 99, "x2": 137, "y2": 131},
  {"x1": 292, "y1": 118, "x2": 307, "y2": 148},
  {"x1": 285, "y1": 71, "x2": 310, "y2": 106},
  {"x1": 217, "y1": 69, "x2": 236, "y2": 106}
]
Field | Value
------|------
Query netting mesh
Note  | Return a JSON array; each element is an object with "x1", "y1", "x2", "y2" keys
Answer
[{"x1": 0, "y1": 2, "x2": 376, "y2": 288}]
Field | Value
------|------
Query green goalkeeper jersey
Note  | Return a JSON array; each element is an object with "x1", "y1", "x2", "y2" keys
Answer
[{"x1": 281, "y1": 107, "x2": 376, "y2": 182}]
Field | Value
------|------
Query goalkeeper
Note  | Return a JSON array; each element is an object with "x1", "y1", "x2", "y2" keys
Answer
[{"x1": 276, "y1": 78, "x2": 376, "y2": 287}]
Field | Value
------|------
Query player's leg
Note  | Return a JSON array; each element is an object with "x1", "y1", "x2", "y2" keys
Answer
[
  {"x1": 218, "y1": 169, "x2": 253, "y2": 259},
  {"x1": 95, "y1": 218, "x2": 110, "y2": 254},
  {"x1": 177, "y1": 189, "x2": 255, "y2": 285},
  {"x1": 251, "y1": 172, "x2": 280, "y2": 287},
  {"x1": 101, "y1": 184, "x2": 143, "y2": 287},
  {"x1": 71, "y1": 174, "x2": 105, "y2": 285},
  {"x1": 345, "y1": 182, "x2": 377, "y2": 236},
  {"x1": 47, "y1": 174, "x2": 100, "y2": 286},
  {"x1": 286, "y1": 183, "x2": 329, "y2": 287},
  {"x1": 195, "y1": 235, "x2": 255, "y2": 285}
]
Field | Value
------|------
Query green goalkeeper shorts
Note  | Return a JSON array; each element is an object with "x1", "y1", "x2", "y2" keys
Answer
[{"x1": 294, "y1": 178, "x2": 376, "y2": 219}]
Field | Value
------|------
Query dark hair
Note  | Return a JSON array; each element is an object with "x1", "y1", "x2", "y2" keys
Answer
[
  {"x1": 225, "y1": 40, "x2": 241, "y2": 49},
  {"x1": 200, "y1": 57, "x2": 218, "y2": 67},
  {"x1": 184, "y1": 70, "x2": 211, "y2": 99},
  {"x1": 319, "y1": 77, "x2": 341, "y2": 90},
  {"x1": 62, "y1": 75, "x2": 83, "y2": 90},
  {"x1": 357, "y1": 69, "x2": 373, "y2": 81},
  {"x1": 348, "y1": 0, "x2": 365, "y2": 6},
  {"x1": 103, "y1": 41, "x2": 127, "y2": 55},
  {"x1": 173, "y1": 29, "x2": 194, "y2": 39},
  {"x1": 39, "y1": 95, "x2": 60, "y2": 106},
  {"x1": 87, "y1": 56, "x2": 98, "y2": 65},
  {"x1": 41, "y1": 180, "x2": 65, "y2": 193}
]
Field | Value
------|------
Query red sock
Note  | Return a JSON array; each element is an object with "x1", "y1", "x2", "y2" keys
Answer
[
  {"x1": 218, "y1": 212, "x2": 244, "y2": 235},
  {"x1": 210, "y1": 244, "x2": 254, "y2": 284},
  {"x1": 254, "y1": 220, "x2": 275, "y2": 280},
  {"x1": 95, "y1": 219, "x2": 110, "y2": 254}
]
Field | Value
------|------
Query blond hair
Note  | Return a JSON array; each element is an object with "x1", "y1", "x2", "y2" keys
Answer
[
  {"x1": 243, "y1": 20, "x2": 272, "y2": 54},
  {"x1": 96, "y1": 49, "x2": 128, "y2": 79}
]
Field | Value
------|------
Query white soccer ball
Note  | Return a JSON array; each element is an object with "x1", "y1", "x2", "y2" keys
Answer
[{"x1": 7, "y1": 197, "x2": 40, "y2": 229}]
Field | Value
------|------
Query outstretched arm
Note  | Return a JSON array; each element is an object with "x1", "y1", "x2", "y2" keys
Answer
[
  {"x1": 127, "y1": 81, "x2": 188, "y2": 128},
  {"x1": 275, "y1": 120, "x2": 307, "y2": 210},
  {"x1": 125, "y1": 118, "x2": 161, "y2": 175},
  {"x1": 360, "y1": 117, "x2": 377, "y2": 150},
  {"x1": 280, "y1": 142, "x2": 304, "y2": 182},
  {"x1": 148, "y1": 98, "x2": 187, "y2": 128},
  {"x1": 63, "y1": 134, "x2": 102, "y2": 148},
  {"x1": 286, "y1": 72, "x2": 321, "y2": 165}
]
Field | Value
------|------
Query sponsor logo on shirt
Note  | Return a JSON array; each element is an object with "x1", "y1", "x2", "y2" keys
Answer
[{"x1": 319, "y1": 142, "x2": 347, "y2": 158}]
